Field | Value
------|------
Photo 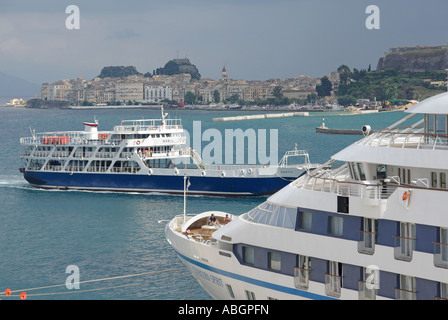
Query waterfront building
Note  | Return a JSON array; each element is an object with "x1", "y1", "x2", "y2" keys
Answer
[
  {"x1": 114, "y1": 80, "x2": 144, "y2": 103},
  {"x1": 144, "y1": 84, "x2": 173, "y2": 103}
]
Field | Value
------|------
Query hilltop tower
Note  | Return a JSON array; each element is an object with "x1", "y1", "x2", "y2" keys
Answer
[{"x1": 222, "y1": 66, "x2": 228, "y2": 80}]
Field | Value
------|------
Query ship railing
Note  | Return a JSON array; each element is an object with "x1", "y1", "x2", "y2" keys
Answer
[
  {"x1": 394, "y1": 287, "x2": 417, "y2": 300},
  {"x1": 278, "y1": 144, "x2": 311, "y2": 168},
  {"x1": 20, "y1": 131, "x2": 119, "y2": 147},
  {"x1": 43, "y1": 164, "x2": 65, "y2": 172},
  {"x1": 170, "y1": 214, "x2": 195, "y2": 231},
  {"x1": 293, "y1": 165, "x2": 399, "y2": 200},
  {"x1": 30, "y1": 151, "x2": 52, "y2": 158},
  {"x1": 358, "y1": 125, "x2": 448, "y2": 150},
  {"x1": 110, "y1": 166, "x2": 140, "y2": 174},
  {"x1": 51, "y1": 151, "x2": 71, "y2": 158},
  {"x1": 113, "y1": 119, "x2": 182, "y2": 133},
  {"x1": 96, "y1": 152, "x2": 117, "y2": 159}
]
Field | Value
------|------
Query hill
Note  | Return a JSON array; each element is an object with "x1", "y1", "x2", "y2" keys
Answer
[
  {"x1": 0, "y1": 71, "x2": 40, "y2": 98},
  {"x1": 154, "y1": 58, "x2": 201, "y2": 80},
  {"x1": 377, "y1": 45, "x2": 448, "y2": 72},
  {"x1": 337, "y1": 67, "x2": 446, "y2": 105},
  {"x1": 98, "y1": 66, "x2": 141, "y2": 78}
]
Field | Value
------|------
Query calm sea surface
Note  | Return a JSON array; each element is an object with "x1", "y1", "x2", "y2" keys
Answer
[{"x1": 0, "y1": 106, "x2": 406, "y2": 300}]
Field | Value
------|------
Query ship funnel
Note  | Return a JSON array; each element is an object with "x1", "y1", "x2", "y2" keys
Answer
[{"x1": 83, "y1": 120, "x2": 99, "y2": 139}]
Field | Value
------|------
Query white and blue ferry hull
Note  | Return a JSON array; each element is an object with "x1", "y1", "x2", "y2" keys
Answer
[{"x1": 22, "y1": 170, "x2": 303, "y2": 196}]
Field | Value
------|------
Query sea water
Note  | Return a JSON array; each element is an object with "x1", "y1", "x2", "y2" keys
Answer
[{"x1": 0, "y1": 106, "x2": 405, "y2": 300}]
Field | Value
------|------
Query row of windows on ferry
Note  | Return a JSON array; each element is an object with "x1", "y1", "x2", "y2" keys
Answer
[
  {"x1": 112, "y1": 133, "x2": 178, "y2": 140},
  {"x1": 243, "y1": 202, "x2": 448, "y2": 267},
  {"x1": 234, "y1": 244, "x2": 448, "y2": 300},
  {"x1": 239, "y1": 204, "x2": 448, "y2": 299},
  {"x1": 28, "y1": 157, "x2": 184, "y2": 172},
  {"x1": 347, "y1": 162, "x2": 448, "y2": 188},
  {"x1": 26, "y1": 145, "x2": 175, "y2": 159}
]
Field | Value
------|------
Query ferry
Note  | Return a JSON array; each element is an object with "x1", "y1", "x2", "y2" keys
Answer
[
  {"x1": 19, "y1": 108, "x2": 314, "y2": 196},
  {"x1": 166, "y1": 92, "x2": 448, "y2": 299}
]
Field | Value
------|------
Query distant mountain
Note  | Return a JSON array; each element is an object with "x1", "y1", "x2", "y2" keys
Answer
[{"x1": 0, "y1": 71, "x2": 40, "y2": 98}]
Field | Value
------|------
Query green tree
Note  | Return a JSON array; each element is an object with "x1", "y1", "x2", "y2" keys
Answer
[
  {"x1": 337, "y1": 65, "x2": 351, "y2": 85},
  {"x1": 227, "y1": 94, "x2": 240, "y2": 104},
  {"x1": 184, "y1": 91, "x2": 196, "y2": 104},
  {"x1": 316, "y1": 76, "x2": 332, "y2": 97},
  {"x1": 273, "y1": 86, "x2": 283, "y2": 99},
  {"x1": 307, "y1": 93, "x2": 318, "y2": 104},
  {"x1": 213, "y1": 90, "x2": 220, "y2": 103},
  {"x1": 338, "y1": 95, "x2": 356, "y2": 106}
]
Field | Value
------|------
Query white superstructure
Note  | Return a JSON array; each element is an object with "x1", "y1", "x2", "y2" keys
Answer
[{"x1": 166, "y1": 92, "x2": 448, "y2": 300}]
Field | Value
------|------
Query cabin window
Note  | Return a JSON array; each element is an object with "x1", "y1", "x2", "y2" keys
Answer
[
  {"x1": 396, "y1": 275, "x2": 416, "y2": 300},
  {"x1": 325, "y1": 261, "x2": 342, "y2": 298},
  {"x1": 299, "y1": 211, "x2": 312, "y2": 231},
  {"x1": 376, "y1": 165, "x2": 387, "y2": 180},
  {"x1": 440, "y1": 283, "x2": 448, "y2": 300},
  {"x1": 359, "y1": 266, "x2": 378, "y2": 300},
  {"x1": 348, "y1": 163, "x2": 357, "y2": 180},
  {"x1": 358, "y1": 218, "x2": 376, "y2": 255},
  {"x1": 426, "y1": 114, "x2": 435, "y2": 134},
  {"x1": 268, "y1": 252, "x2": 281, "y2": 271},
  {"x1": 245, "y1": 290, "x2": 256, "y2": 300},
  {"x1": 394, "y1": 222, "x2": 415, "y2": 262},
  {"x1": 329, "y1": 216, "x2": 343, "y2": 236},
  {"x1": 294, "y1": 255, "x2": 310, "y2": 290},
  {"x1": 243, "y1": 246, "x2": 254, "y2": 265},
  {"x1": 436, "y1": 114, "x2": 447, "y2": 135},
  {"x1": 441, "y1": 173, "x2": 446, "y2": 188},
  {"x1": 435, "y1": 228, "x2": 448, "y2": 269},
  {"x1": 226, "y1": 284, "x2": 235, "y2": 299},
  {"x1": 432, "y1": 172, "x2": 438, "y2": 188},
  {"x1": 357, "y1": 163, "x2": 366, "y2": 180}
]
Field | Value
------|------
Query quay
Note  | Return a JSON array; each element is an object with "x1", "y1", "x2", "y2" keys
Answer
[
  {"x1": 213, "y1": 111, "x2": 309, "y2": 122},
  {"x1": 315, "y1": 126, "x2": 364, "y2": 135},
  {"x1": 315, "y1": 117, "x2": 373, "y2": 135}
]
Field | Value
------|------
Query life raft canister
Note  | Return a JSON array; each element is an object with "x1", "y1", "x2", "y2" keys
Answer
[{"x1": 402, "y1": 191, "x2": 410, "y2": 201}]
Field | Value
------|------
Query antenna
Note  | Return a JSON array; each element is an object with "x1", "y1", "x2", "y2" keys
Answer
[
  {"x1": 183, "y1": 175, "x2": 191, "y2": 222},
  {"x1": 29, "y1": 127, "x2": 36, "y2": 140}
]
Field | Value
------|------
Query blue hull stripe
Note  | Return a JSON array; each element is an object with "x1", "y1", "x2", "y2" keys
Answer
[
  {"x1": 23, "y1": 171, "x2": 293, "y2": 195},
  {"x1": 175, "y1": 251, "x2": 334, "y2": 300}
]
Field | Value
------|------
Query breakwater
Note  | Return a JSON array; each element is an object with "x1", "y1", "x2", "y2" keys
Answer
[{"x1": 213, "y1": 111, "x2": 309, "y2": 122}]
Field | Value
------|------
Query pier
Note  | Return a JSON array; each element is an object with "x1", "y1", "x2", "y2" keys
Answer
[
  {"x1": 315, "y1": 117, "x2": 373, "y2": 135},
  {"x1": 315, "y1": 126, "x2": 364, "y2": 135},
  {"x1": 213, "y1": 111, "x2": 309, "y2": 122}
]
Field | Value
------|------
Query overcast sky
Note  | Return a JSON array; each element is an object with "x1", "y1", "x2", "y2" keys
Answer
[{"x1": 0, "y1": 0, "x2": 447, "y2": 84}]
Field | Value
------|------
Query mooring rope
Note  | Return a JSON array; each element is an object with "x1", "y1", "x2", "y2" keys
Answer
[{"x1": 1, "y1": 266, "x2": 188, "y2": 297}]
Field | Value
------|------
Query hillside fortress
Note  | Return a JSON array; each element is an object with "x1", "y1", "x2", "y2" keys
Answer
[{"x1": 377, "y1": 45, "x2": 448, "y2": 72}]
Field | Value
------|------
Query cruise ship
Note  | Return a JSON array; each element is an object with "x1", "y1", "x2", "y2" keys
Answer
[
  {"x1": 19, "y1": 108, "x2": 314, "y2": 196},
  {"x1": 166, "y1": 92, "x2": 448, "y2": 300}
]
